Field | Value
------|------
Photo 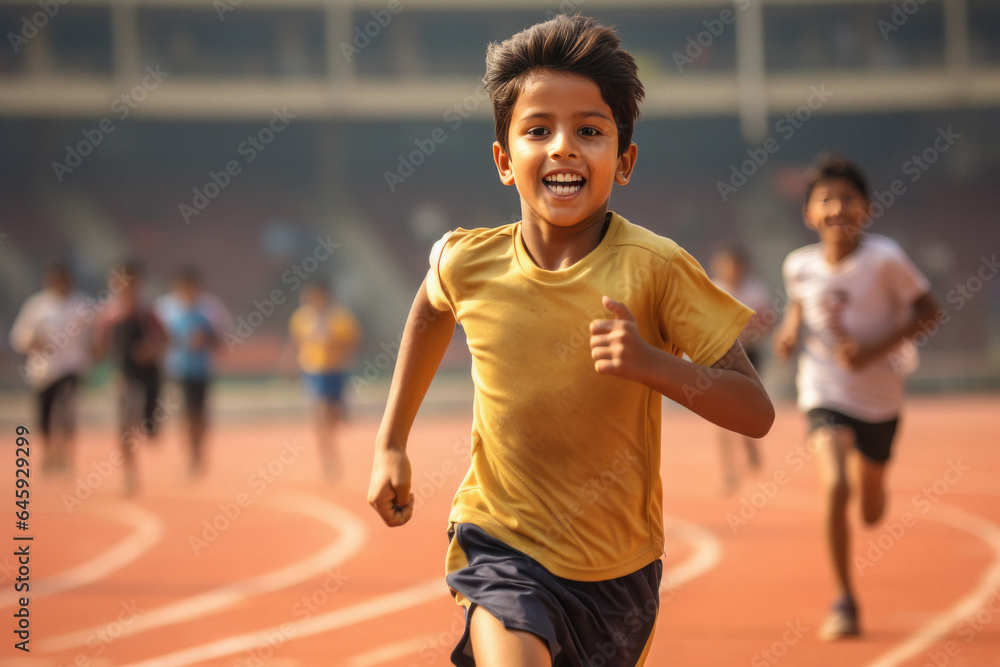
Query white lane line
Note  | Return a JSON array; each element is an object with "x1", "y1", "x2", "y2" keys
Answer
[
  {"x1": 0, "y1": 502, "x2": 164, "y2": 608},
  {"x1": 661, "y1": 514, "x2": 723, "y2": 592},
  {"x1": 119, "y1": 578, "x2": 447, "y2": 667},
  {"x1": 40, "y1": 490, "x2": 366, "y2": 653},
  {"x1": 344, "y1": 634, "x2": 444, "y2": 667},
  {"x1": 865, "y1": 502, "x2": 1000, "y2": 667}
]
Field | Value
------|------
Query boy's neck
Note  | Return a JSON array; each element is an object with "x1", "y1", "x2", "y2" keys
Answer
[
  {"x1": 824, "y1": 236, "x2": 862, "y2": 265},
  {"x1": 520, "y1": 209, "x2": 611, "y2": 271}
]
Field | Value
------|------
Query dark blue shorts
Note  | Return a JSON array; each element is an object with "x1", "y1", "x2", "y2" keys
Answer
[
  {"x1": 445, "y1": 523, "x2": 662, "y2": 667},
  {"x1": 302, "y1": 372, "x2": 346, "y2": 403},
  {"x1": 121, "y1": 371, "x2": 161, "y2": 437},
  {"x1": 37, "y1": 374, "x2": 79, "y2": 437},
  {"x1": 807, "y1": 407, "x2": 899, "y2": 464},
  {"x1": 179, "y1": 378, "x2": 209, "y2": 419}
]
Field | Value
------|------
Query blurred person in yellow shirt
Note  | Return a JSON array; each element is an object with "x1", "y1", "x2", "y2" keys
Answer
[{"x1": 289, "y1": 281, "x2": 362, "y2": 480}]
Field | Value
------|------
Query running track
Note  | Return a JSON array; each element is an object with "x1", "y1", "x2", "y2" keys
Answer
[{"x1": 1, "y1": 389, "x2": 998, "y2": 667}]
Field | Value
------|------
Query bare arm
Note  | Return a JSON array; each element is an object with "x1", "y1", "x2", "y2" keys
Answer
[
  {"x1": 367, "y1": 278, "x2": 457, "y2": 527},
  {"x1": 772, "y1": 298, "x2": 802, "y2": 361},
  {"x1": 8, "y1": 303, "x2": 39, "y2": 355},
  {"x1": 590, "y1": 296, "x2": 774, "y2": 438},
  {"x1": 834, "y1": 291, "x2": 940, "y2": 370}
]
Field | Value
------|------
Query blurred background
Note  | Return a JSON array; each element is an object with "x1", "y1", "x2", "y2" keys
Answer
[{"x1": 1, "y1": 0, "x2": 999, "y2": 403}]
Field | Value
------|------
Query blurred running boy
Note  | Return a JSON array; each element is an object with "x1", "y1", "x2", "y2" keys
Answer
[
  {"x1": 9, "y1": 260, "x2": 91, "y2": 474},
  {"x1": 289, "y1": 281, "x2": 361, "y2": 480},
  {"x1": 94, "y1": 260, "x2": 167, "y2": 494},
  {"x1": 157, "y1": 265, "x2": 232, "y2": 478},
  {"x1": 774, "y1": 154, "x2": 940, "y2": 639}
]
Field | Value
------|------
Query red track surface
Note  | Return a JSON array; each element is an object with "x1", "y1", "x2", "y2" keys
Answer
[{"x1": 2, "y1": 394, "x2": 998, "y2": 667}]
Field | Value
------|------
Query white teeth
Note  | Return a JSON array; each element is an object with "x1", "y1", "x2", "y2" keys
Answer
[
  {"x1": 547, "y1": 183, "x2": 582, "y2": 195},
  {"x1": 545, "y1": 173, "x2": 583, "y2": 183},
  {"x1": 542, "y1": 173, "x2": 584, "y2": 195}
]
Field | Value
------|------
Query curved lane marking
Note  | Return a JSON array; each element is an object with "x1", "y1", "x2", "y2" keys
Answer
[
  {"x1": 865, "y1": 502, "x2": 1000, "y2": 667},
  {"x1": 41, "y1": 490, "x2": 366, "y2": 652},
  {"x1": 0, "y1": 501, "x2": 164, "y2": 608}
]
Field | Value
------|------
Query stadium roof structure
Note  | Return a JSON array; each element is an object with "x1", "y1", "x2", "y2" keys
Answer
[{"x1": 1, "y1": 0, "x2": 998, "y2": 142}]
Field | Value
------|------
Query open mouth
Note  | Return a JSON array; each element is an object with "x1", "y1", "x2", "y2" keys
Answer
[{"x1": 543, "y1": 173, "x2": 585, "y2": 196}]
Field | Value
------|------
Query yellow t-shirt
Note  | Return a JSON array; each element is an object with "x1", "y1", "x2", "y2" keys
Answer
[
  {"x1": 289, "y1": 305, "x2": 361, "y2": 374},
  {"x1": 426, "y1": 212, "x2": 752, "y2": 583}
]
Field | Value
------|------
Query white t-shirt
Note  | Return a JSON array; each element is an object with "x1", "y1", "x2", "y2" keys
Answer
[
  {"x1": 9, "y1": 289, "x2": 92, "y2": 389},
  {"x1": 782, "y1": 235, "x2": 930, "y2": 422}
]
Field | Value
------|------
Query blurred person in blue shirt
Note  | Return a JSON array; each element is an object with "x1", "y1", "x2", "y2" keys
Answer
[{"x1": 156, "y1": 265, "x2": 232, "y2": 478}]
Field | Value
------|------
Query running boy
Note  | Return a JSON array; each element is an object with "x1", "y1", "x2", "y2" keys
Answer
[
  {"x1": 709, "y1": 245, "x2": 773, "y2": 493},
  {"x1": 368, "y1": 15, "x2": 773, "y2": 666},
  {"x1": 9, "y1": 260, "x2": 92, "y2": 475},
  {"x1": 156, "y1": 265, "x2": 232, "y2": 478},
  {"x1": 773, "y1": 154, "x2": 940, "y2": 640},
  {"x1": 94, "y1": 260, "x2": 167, "y2": 495},
  {"x1": 289, "y1": 281, "x2": 362, "y2": 481}
]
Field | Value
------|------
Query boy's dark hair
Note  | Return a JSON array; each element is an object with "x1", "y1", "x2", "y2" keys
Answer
[
  {"x1": 805, "y1": 153, "x2": 870, "y2": 202},
  {"x1": 43, "y1": 257, "x2": 74, "y2": 282},
  {"x1": 303, "y1": 278, "x2": 331, "y2": 294},
  {"x1": 483, "y1": 14, "x2": 644, "y2": 157},
  {"x1": 174, "y1": 264, "x2": 202, "y2": 285},
  {"x1": 713, "y1": 243, "x2": 751, "y2": 268},
  {"x1": 114, "y1": 258, "x2": 144, "y2": 278}
]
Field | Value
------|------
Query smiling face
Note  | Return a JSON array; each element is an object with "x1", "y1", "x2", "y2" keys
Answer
[
  {"x1": 804, "y1": 177, "x2": 871, "y2": 259},
  {"x1": 493, "y1": 69, "x2": 636, "y2": 232}
]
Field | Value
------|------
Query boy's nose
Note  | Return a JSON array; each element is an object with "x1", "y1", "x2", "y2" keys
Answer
[{"x1": 548, "y1": 132, "x2": 578, "y2": 159}]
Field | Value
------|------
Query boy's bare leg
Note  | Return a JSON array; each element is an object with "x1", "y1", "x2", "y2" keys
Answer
[
  {"x1": 48, "y1": 423, "x2": 67, "y2": 474},
  {"x1": 815, "y1": 425, "x2": 864, "y2": 638},
  {"x1": 120, "y1": 381, "x2": 143, "y2": 495},
  {"x1": 50, "y1": 384, "x2": 76, "y2": 474},
  {"x1": 470, "y1": 606, "x2": 550, "y2": 667},
  {"x1": 315, "y1": 400, "x2": 343, "y2": 480},
  {"x1": 814, "y1": 426, "x2": 855, "y2": 600},
  {"x1": 718, "y1": 430, "x2": 738, "y2": 494},
  {"x1": 743, "y1": 436, "x2": 761, "y2": 471},
  {"x1": 855, "y1": 456, "x2": 887, "y2": 526},
  {"x1": 53, "y1": 430, "x2": 73, "y2": 474},
  {"x1": 187, "y1": 414, "x2": 207, "y2": 477},
  {"x1": 121, "y1": 430, "x2": 138, "y2": 495}
]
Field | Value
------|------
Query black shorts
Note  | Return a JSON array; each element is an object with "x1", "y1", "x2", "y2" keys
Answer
[
  {"x1": 37, "y1": 374, "x2": 79, "y2": 438},
  {"x1": 120, "y1": 371, "x2": 161, "y2": 436},
  {"x1": 807, "y1": 408, "x2": 899, "y2": 464},
  {"x1": 180, "y1": 379, "x2": 209, "y2": 419},
  {"x1": 445, "y1": 523, "x2": 662, "y2": 667}
]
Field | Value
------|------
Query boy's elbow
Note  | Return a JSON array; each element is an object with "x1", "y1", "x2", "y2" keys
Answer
[
  {"x1": 746, "y1": 395, "x2": 775, "y2": 439},
  {"x1": 753, "y1": 415, "x2": 775, "y2": 440}
]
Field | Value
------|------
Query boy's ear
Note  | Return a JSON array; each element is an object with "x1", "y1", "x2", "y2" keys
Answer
[
  {"x1": 493, "y1": 141, "x2": 516, "y2": 186},
  {"x1": 615, "y1": 143, "x2": 638, "y2": 185}
]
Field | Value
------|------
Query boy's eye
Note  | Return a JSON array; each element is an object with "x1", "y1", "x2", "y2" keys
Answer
[
  {"x1": 579, "y1": 127, "x2": 600, "y2": 137},
  {"x1": 526, "y1": 127, "x2": 549, "y2": 137}
]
